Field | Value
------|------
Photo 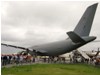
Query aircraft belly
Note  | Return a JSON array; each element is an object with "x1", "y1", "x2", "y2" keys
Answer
[{"x1": 32, "y1": 39, "x2": 78, "y2": 56}]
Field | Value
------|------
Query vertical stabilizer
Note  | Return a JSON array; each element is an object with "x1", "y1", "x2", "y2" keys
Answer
[{"x1": 74, "y1": 3, "x2": 98, "y2": 36}]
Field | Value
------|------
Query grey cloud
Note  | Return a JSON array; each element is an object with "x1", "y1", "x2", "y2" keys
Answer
[{"x1": 1, "y1": 1, "x2": 100, "y2": 50}]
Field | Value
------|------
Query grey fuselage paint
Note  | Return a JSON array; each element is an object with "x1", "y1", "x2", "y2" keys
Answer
[{"x1": 29, "y1": 36, "x2": 96, "y2": 56}]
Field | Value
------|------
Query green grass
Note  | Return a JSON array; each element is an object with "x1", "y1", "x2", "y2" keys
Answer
[{"x1": 1, "y1": 64, "x2": 100, "y2": 75}]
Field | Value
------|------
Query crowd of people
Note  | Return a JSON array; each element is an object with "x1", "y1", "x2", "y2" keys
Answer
[
  {"x1": 1, "y1": 53, "x2": 100, "y2": 67},
  {"x1": 1, "y1": 54, "x2": 67, "y2": 66},
  {"x1": 1, "y1": 54, "x2": 35, "y2": 66}
]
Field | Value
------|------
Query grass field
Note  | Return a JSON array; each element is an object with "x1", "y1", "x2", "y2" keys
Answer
[{"x1": 1, "y1": 64, "x2": 100, "y2": 75}]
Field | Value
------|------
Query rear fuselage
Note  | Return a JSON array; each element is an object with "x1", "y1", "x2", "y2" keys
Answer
[
  {"x1": 30, "y1": 38, "x2": 85, "y2": 56},
  {"x1": 30, "y1": 36, "x2": 96, "y2": 56}
]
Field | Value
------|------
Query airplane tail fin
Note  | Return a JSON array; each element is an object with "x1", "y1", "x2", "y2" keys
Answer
[{"x1": 74, "y1": 3, "x2": 98, "y2": 37}]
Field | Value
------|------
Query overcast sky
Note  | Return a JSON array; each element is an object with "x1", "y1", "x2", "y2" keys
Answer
[{"x1": 1, "y1": 1, "x2": 100, "y2": 54}]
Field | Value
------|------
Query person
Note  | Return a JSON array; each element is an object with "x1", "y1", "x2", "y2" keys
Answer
[
  {"x1": 13, "y1": 55, "x2": 16, "y2": 64},
  {"x1": 54, "y1": 57, "x2": 58, "y2": 63},
  {"x1": 2, "y1": 55, "x2": 7, "y2": 66},
  {"x1": 15, "y1": 54, "x2": 20, "y2": 65},
  {"x1": 19, "y1": 55, "x2": 23, "y2": 65},
  {"x1": 1, "y1": 55, "x2": 4, "y2": 66},
  {"x1": 9, "y1": 55, "x2": 12, "y2": 64},
  {"x1": 32, "y1": 56, "x2": 35, "y2": 63}
]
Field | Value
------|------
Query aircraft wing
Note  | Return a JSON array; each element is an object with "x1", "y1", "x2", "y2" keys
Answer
[
  {"x1": 1, "y1": 43, "x2": 29, "y2": 50},
  {"x1": 1, "y1": 43, "x2": 47, "y2": 55}
]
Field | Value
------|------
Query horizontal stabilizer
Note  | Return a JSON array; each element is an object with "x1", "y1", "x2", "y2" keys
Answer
[{"x1": 67, "y1": 31, "x2": 85, "y2": 43}]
